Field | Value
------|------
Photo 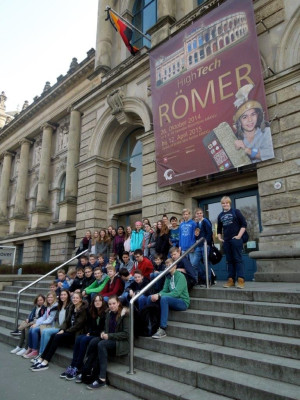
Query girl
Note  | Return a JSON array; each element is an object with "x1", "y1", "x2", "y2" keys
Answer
[
  {"x1": 60, "y1": 294, "x2": 107, "y2": 380},
  {"x1": 89, "y1": 230, "x2": 100, "y2": 255},
  {"x1": 82, "y1": 295, "x2": 129, "y2": 389},
  {"x1": 33, "y1": 290, "x2": 72, "y2": 362},
  {"x1": 10, "y1": 294, "x2": 46, "y2": 356},
  {"x1": 113, "y1": 226, "x2": 125, "y2": 260},
  {"x1": 155, "y1": 220, "x2": 170, "y2": 261},
  {"x1": 124, "y1": 226, "x2": 132, "y2": 253},
  {"x1": 23, "y1": 291, "x2": 58, "y2": 359},
  {"x1": 98, "y1": 229, "x2": 110, "y2": 259},
  {"x1": 31, "y1": 292, "x2": 87, "y2": 371}
]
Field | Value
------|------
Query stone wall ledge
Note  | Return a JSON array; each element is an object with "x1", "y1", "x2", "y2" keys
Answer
[{"x1": 250, "y1": 249, "x2": 300, "y2": 259}]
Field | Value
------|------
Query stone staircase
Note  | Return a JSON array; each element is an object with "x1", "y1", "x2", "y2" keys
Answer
[{"x1": 0, "y1": 278, "x2": 300, "y2": 400}]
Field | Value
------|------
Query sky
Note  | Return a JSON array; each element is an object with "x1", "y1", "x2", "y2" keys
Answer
[{"x1": 0, "y1": 0, "x2": 98, "y2": 111}]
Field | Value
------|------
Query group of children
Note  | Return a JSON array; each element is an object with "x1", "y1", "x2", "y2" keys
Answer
[{"x1": 10, "y1": 200, "x2": 247, "y2": 388}]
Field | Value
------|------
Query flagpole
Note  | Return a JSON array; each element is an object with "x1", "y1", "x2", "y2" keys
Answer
[{"x1": 105, "y1": 6, "x2": 151, "y2": 41}]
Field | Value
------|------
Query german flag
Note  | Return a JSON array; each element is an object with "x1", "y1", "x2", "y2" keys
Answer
[{"x1": 106, "y1": 9, "x2": 139, "y2": 56}]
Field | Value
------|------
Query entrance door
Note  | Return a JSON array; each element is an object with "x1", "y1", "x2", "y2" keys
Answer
[{"x1": 199, "y1": 189, "x2": 261, "y2": 281}]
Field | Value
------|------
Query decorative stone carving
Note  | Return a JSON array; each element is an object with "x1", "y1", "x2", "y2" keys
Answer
[
  {"x1": 14, "y1": 155, "x2": 20, "y2": 177},
  {"x1": 55, "y1": 159, "x2": 66, "y2": 179},
  {"x1": 107, "y1": 87, "x2": 124, "y2": 115},
  {"x1": 57, "y1": 123, "x2": 69, "y2": 152},
  {"x1": 34, "y1": 142, "x2": 42, "y2": 165}
]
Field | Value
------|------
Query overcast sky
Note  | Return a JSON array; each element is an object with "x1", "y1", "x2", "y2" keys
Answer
[{"x1": 0, "y1": 0, "x2": 98, "y2": 111}]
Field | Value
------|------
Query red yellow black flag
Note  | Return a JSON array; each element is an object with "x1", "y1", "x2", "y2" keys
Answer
[{"x1": 106, "y1": 8, "x2": 139, "y2": 56}]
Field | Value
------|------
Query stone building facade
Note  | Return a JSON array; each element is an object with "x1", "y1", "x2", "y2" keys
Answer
[{"x1": 0, "y1": 0, "x2": 299, "y2": 281}]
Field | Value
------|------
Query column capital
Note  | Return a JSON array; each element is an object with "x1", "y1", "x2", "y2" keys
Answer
[
  {"x1": 0, "y1": 150, "x2": 15, "y2": 160},
  {"x1": 41, "y1": 122, "x2": 58, "y2": 132},
  {"x1": 19, "y1": 138, "x2": 34, "y2": 146},
  {"x1": 67, "y1": 107, "x2": 83, "y2": 116}
]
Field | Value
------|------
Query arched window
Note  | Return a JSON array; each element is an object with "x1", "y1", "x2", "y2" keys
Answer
[
  {"x1": 118, "y1": 130, "x2": 142, "y2": 203},
  {"x1": 132, "y1": 0, "x2": 157, "y2": 48},
  {"x1": 59, "y1": 174, "x2": 66, "y2": 203}
]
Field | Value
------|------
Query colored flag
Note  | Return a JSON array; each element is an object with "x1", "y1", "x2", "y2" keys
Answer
[{"x1": 106, "y1": 9, "x2": 139, "y2": 56}]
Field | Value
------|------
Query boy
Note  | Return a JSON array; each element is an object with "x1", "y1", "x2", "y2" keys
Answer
[
  {"x1": 169, "y1": 216, "x2": 180, "y2": 248},
  {"x1": 81, "y1": 266, "x2": 96, "y2": 292},
  {"x1": 179, "y1": 209, "x2": 197, "y2": 280},
  {"x1": 77, "y1": 255, "x2": 90, "y2": 270},
  {"x1": 68, "y1": 267, "x2": 85, "y2": 294},
  {"x1": 108, "y1": 253, "x2": 120, "y2": 271},
  {"x1": 55, "y1": 269, "x2": 70, "y2": 296},
  {"x1": 67, "y1": 267, "x2": 77, "y2": 286},
  {"x1": 170, "y1": 247, "x2": 197, "y2": 290},
  {"x1": 119, "y1": 251, "x2": 134, "y2": 273},
  {"x1": 150, "y1": 254, "x2": 166, "y2": 292},
  {"x1": 118, "y1": 268, "x2": 135, "y2": 305},
  {"x1": 100, "y1": 265, "x2": 124, "y2": 302},
  {"x1": 49, "y1": 281, "x2": 58, "y2": 293},
  {"x1": 127, "y1": 270, "x2": 149, "y2": 310},
  {"x1": 89, "y1": 254, "x2": 99, "y2": 270},
  {"x1": 97, "y1": 253, "x2": 107, "y2": 273},
  {"x1": 147, "y1": 261, "x2": 190, "y2": 339},
  {"x1": 82, "y1": 267, "x2": 109, "y2": 301},
  {"x1": 131, "y1": 249, "x2": 153, "y2": 280}
]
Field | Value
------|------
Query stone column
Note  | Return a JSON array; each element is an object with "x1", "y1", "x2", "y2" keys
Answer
[
  {"x1": 36, "y1": 123, "x2": 55, "y2": 211},
  {"x1": 14, "y1": 139, "x2": 32, "y2": 217},
  {"x1": 31, "y1": 123, "x2": 55, "y2": 229},
  {"x1": 58, "y1": 110, "x2": 81, "y2": 223},
  {"x1": 0, "y1": 151, "x2": 13, "y2": 219},
  {"x1": 148, "y1": 0, "x2": 176, "y2": 47},
  {"x1": 65, "y1": 110, "x2": 81, "y2": 200},
  {"x1": 95, "y1": 0, "x2": 113, "y2": 72}
]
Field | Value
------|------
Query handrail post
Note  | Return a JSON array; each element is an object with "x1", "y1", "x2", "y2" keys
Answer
[
  {"x1": 128, "y1": 238, "x2": 208, "y2": 374},
  {"x1": 14, "y1": 250, "x2": 88, "y2": 331}
]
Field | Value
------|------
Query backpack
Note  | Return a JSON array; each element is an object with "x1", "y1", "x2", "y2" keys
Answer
[
  {"x1": 136, "y1": 304, "x2": 161, "y2": 337},
  {"x1": 231, "y1": 209, "x2": 249, "y2": 243}
]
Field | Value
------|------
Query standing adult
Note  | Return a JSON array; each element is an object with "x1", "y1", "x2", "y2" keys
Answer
[{"x1": 217, "y1": 196, "x2": 247, "y2": 289}]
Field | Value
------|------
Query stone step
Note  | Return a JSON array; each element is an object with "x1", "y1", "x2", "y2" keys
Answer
[
  {"x1": 0, "y1": 298, "x2": 37, "y2": 312},
  {"x1": 167, "y1": 321, "x2": 300, "y2": 360},
  {"x1": 169, "y1": 309, "x2": 300, "y2": 338},
  {"x1": 108, "y1": 362, "x2": 233, "y2": 400},
  {"x1": 135, "y1": 335, "x2": 300, "y2": 385},
  {"x1": 190, "y1": 298, "x2": 300, "y2": 320},
  {"x1": 11, "y1": 279, "x2": 55, "y2": 289},
  {"x1": 120, "y1": 350, "x2": 300, "y2": 400},
  {"x1": 5, "y1": 282, "x2": 56, "y2": 293},
  {"x1": 0, "y1": 290, "x2": 47, "y2": 302},
  {"x1": 192, "y1": 286, "x2": 300, "y2": 304},
  {"x1": 0, "y1": 305, "x2": 31, "y2": 321}
]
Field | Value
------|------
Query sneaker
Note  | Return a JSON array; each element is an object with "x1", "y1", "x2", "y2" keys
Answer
[
  {"x1": 66, "y1": 367, "x2": 78, "y2": 381},
  {"x1": 30, "y1": 362, "x2": 41, "y2": 370},
  {"x1": 236, "y1": 277, "x2": 245, "y2": 289},
  {"x1": 10, "y1": 346, "x2": 21, "y2": 354},
  {"x1": 223, "y1": 278, "x2": 235, "y2": 288},
  {"x1": 10, "y1": 330, "x2": 21, "y2": 336},
  {"x1": 75, "y1": 374, "x2": 82, "y2": 383},
  {"x1": 16, "y1": 348, "x2": 27, "y2": 356},
  {"x1": 23, "y1": 350, "x2": 38, "y2": 359},
  {"x1": 31, "y1": 363, "x2": 49, "y2": 372},
  {"x1": 60, "y1": 366, "x2": 73, "y2": 379},
  {"x1": 22, "y1": 348, "x2": 32, "y2": 357},
  {"x1": 87, "y1": 379, "x2": 106, "y2": 390},
  {"x1": 152, "y1": 327, "x2": 167, "y2": 339},
  {"x1": 30, "y1": 354, "x2": 41, "y2": 363}
]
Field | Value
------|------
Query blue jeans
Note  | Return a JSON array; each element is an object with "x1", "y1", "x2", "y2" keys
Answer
[
  {"x1": 98, "y1": 340, "x2": 116, "y2": 380},
  {"x1": 39, "y1": 328, "x2": 59, "y2": 354},
  {"x1": 223, "y1": 238, "x2": 245, "y2": 280},
  {"x1": 147, "y1": 295, "x2": 187, "y2": 329},
  {"x1": 28, "y1": 326, "x2": 41, "y2": 351},
  {"x1": 71, "y1": 334, "x2": 94, "y2": 370},
  {"x1": 194, "y1": 246, "x2": 211, "y2": 282}
]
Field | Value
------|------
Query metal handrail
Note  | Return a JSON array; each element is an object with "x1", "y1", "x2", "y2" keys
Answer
[
  {"x1": 128, "y1": 238, "x2": 208, "y2": 374},
  {"x1": 14, "y1": 250, "x2": 88, "y2": 331}
]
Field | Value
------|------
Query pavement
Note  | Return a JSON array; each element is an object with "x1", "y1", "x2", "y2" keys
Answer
[{"x1": 0, "y1": 341, "x2": 142, "y2": 400}]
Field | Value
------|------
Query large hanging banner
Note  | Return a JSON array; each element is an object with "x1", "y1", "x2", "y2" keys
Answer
[{"x1": 150, "y1": 0, "x2": 274, "y2": 187}]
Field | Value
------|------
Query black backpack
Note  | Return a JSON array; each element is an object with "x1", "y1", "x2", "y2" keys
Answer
[{"x1": 136, "y1": 304, "x2": 161, "y2": 337}]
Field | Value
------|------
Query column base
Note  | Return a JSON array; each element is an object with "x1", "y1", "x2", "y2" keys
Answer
[
  {"x1": 31, "y1": 211, "x2": 52, "y2": 229},
  {"x1": 250, "y1": 249, "x2": 300, "y2": 282},
  {"x1": 58, "y1": 201, "x2": 77, "y2": 223},
  {"x1": 9, "y1": 217, "x2": 28, "y2": 235},
  {"x1": 0, "y1": 220, "x2": 10, "y2": 237}
]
